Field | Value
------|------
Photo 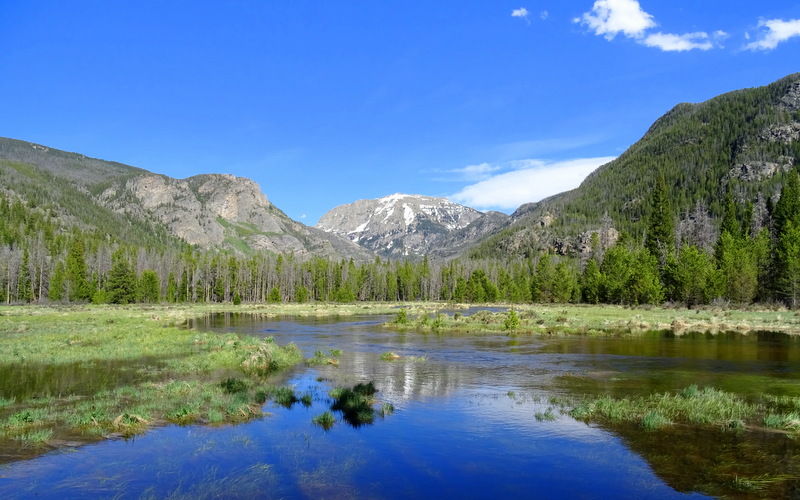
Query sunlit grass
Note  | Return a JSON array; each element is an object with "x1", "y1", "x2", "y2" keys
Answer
[
  {"x1": 312, "y1": 411, "x2": 335, "y2": 430},
  {"x1": 0, "y1": 305, "x2": 308, "y2": 447},
  {"x1": 565, "y1": 385, "x2": 800, "y2": 434},
  {"x1": 382, "y1": 303, "x2": 800, "y2": 336}
]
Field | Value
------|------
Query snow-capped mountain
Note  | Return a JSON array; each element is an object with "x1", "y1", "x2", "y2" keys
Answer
[{"x1": 316, "y1": 193, "x2": 484, "y2": 258}]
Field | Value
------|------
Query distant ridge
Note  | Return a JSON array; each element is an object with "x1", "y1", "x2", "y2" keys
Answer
[{"x1": 0, "y1": 137, "x2": 372, "y2": 260}]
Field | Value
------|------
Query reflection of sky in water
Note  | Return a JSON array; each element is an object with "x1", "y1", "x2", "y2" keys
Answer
[
  {"x1": 14, "y1": 312, "x2": 799, "y2": 498},
  {"x1": 0, "y1": 369, "x2": 709, "y2": 499}
]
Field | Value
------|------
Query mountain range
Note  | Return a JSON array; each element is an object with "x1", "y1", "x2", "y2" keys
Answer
[
  {"x1": 1, "y1": 72, "x2": 799, "y2": 261},
  {"x1": 0, "y1": 137, "x2": 370, "y2": 260}
]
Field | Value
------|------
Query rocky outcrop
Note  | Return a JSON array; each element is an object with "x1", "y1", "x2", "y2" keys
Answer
[
  {"x1": 759, "y1": 123, "x2": 800, "y2": 144},
  {"x1": 779, "y1": 81, "x2": 800, "y2": 111},
  {"x1": 728, "y1": 158, "x2": 794, "y2": 182},
  {"x1": 317, "y1": 194, "x2": 484, "y2": 258}
]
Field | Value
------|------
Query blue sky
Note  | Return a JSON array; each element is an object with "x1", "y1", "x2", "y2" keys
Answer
[{"x1": 1, "y1": 1, "x2": 799, "y2": 224}]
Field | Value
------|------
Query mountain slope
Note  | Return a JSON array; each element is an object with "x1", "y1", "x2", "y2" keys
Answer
[
  {"x1": 0, "y1": 137, "x2": 371, "y2": 259},
  {"x1": 317, "y1": 193, "x2": 494, "y2": 258},
  {"x1": 468, "y1": 73, "x2": 800, "y2": 258}
]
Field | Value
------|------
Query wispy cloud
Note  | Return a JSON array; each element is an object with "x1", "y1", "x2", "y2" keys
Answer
[
  {"x1": 444, "y1": 163, "x2": 504, "y2": 182},
  {"x1": 490, "y1": 135, "x2": 606, "y2": 162},
  {"x1": 575, "y1": 0, "x2": 722, "y2": 52},
  {"x1": 744, "y1": 18, "x2": 800, "y2": 51},
  {"x1": 512, "y1": 7, "x2": 549, "y2": 25},
  {"x1": 449, "y1": 157, "x2": 616, "y2": 211},
  {"x1": 643, "y1": 32, "x2": 715, "y2": 52}
]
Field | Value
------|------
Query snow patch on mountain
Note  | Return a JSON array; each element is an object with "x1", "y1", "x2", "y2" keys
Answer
[{"x1": 316, "y1": 193, "x2": 484, "y2": 257}]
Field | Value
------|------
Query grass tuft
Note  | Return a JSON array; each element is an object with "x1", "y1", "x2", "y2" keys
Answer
[{"x1": 312, "y1": 411, "x2": 336, "y2": 430}]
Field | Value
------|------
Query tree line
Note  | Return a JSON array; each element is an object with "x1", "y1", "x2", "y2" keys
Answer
[{"x1": 3, "y1": 166, "x2": 800, "y2": 308}]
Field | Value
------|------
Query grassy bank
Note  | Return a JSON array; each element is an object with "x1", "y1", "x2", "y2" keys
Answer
[
  {"x1": 385, "y1": 303, "x2": 800, "y2": 336},
  {"x1": 559, "y1": 384, "x2": 800, "y2": 433},
  {"x1": 0, "y1": 304, "x2": 311, "y2": 455}
]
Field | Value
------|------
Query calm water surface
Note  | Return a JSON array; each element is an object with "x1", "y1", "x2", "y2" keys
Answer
[{"x1": 2, "y1": 311, "x2": 799, "y2": 499}]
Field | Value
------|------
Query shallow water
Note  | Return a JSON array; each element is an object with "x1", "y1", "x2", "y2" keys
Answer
[{"x1": 2, "y1": 311, "x2": 800, "y2": 498}]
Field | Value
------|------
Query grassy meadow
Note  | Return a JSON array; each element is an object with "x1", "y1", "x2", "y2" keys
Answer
[{"x1": 386, "y1": 302, "x2": 800, "y2": 336}]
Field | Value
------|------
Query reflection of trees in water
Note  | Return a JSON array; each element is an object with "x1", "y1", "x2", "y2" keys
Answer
[
  {"x1": 609, "y1": 423, "x2": 800, "y2": 499},
  {"x1": 341, "y1": 351, "x2": 490, "y2": 401}
]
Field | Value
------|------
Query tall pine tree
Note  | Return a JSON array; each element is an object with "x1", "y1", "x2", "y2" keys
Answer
[{"x1": 645, "y1": 172, "x2": 674, "y2": 263}]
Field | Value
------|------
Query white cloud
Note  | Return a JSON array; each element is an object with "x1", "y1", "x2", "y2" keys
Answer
[
  {"x1": 512, "y1": 7, "x2": 530, "y2": 25},
  {"x1": 576, "y1": 0, "x2": 655, "y2": 40},
  {"x1": 575, "y1": 1, "x2": 723, "y2": 52},
  {"x1": 643, "y1": 32, "x2": 714, "y2": 52},
  {"x1": 449, "y1": 157, "x2": 616, "y2": 211},
  {"x1": 511, "y1": 7, "x2": 529, "y2": 19},
  {"x1": 744, "y1": 18, "x2": 800, "y2": 51},
  {"x1": 540, "y1": 10, "x2": 549, "y2": 21}
]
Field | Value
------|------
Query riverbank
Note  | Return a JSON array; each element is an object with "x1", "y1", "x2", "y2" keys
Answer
[{"x1": 385, "y1": 302, "x2": 800, "y2": 336}]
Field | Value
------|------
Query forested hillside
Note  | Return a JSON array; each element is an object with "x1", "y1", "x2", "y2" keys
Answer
[{"x1": 472, "y1": 72, "x2": 800, "y2": 259}]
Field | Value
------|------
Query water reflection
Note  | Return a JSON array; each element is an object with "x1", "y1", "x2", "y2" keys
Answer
[
  {"x1": 2, "y1": 312, "x2": 800, "y2": 498},
  {"x1": 0, "y1": 356, "x2": 175, "y2": 401}
]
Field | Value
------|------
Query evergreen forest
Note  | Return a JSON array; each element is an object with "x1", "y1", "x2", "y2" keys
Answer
[{"x1": 3, "y1": 163, "x2": 800, "y2": 309}]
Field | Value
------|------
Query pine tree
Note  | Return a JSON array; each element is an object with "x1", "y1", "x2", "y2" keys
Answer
[
  {"x1": 166, "y1": 272, "x2": 178, "y2": 303},
  {"x1": 645, "y1": 172, "x2": 675, "y2": 263},
  {"x1": 65, "y1": 238, "x2": 89, "y2": 301},
  {"x1": 137, "y1": 269, "x2": 160, "y2": 303},
  {"x1": 772, "y1": 169, "x2": 800, "y2": 303},
  {"x1": 48, "y1": 261, "x2": 65, "y2": 302},
  {"x1": 773, "y1": 170, "x2": 800, "y2": 238},
  {"x1": 17, "y1": 248, "x2": 33, "y2": 302},
  {"x1": 581, "y1": 258, "x2": 603, "y2": 304},
  {"x1": 107, "y1": 250, "x2": 136, "y2": 304},
  {"x1": 778, "y1": 220, "x2": 800, "y2": 308}
]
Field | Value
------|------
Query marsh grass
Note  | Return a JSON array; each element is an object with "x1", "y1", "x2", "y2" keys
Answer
[
  {"x1": 11, "y1": 428, "x2": 53, "y2": 446},
  {"x1": 0, "y1": 305, "x2": 309, "y2": 449},
  {"x1": 266, "y1": 386, "x2": 299, "y2": 408},
  {"x1": 306, "y1": 349, "x2": 341, "y2": 367},
  {"x1": 312, "y1": 411, "x2": 335, "y2": 430},
  {"x1": 379, "y1": 351, "x2": 400, "y2": 361},
  {"x1": 534, "y1": 407, "x2": 557, "y2": 422},
  {"x1": 382, "y1": 303, "x2": 800, "y2": 337},
  {"x1": 330, "y1": 382, "x2": 378, "y2": 428},
  {"x1": 566, "y1": 385, "x2": 800, "y2": 435}
]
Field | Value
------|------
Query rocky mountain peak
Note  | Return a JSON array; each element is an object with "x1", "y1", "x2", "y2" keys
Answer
[{"x1": 316, "y1": 193, "x2": 484, "y2": 257}]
